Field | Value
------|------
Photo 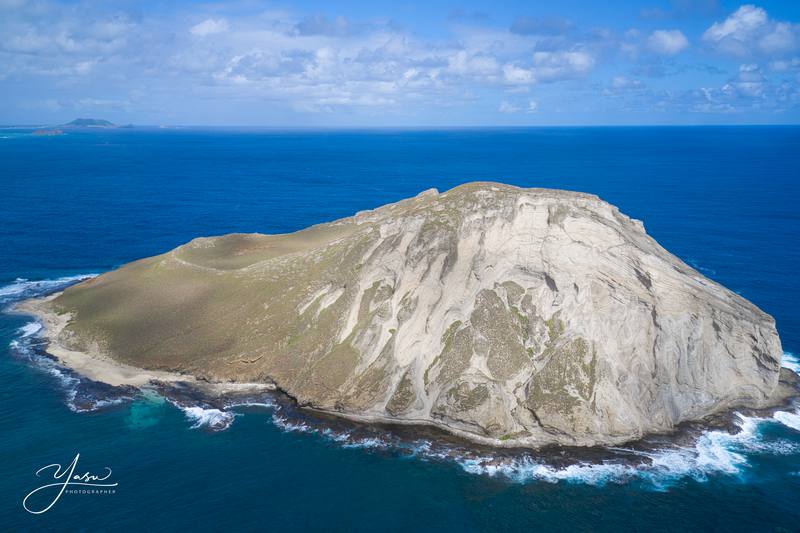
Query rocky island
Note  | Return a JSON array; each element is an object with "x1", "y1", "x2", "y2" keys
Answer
[
  {"x1": 20, "y1": 183, "x2": 791, "y2": 447},
  {"x1": 63, "y1": 118, "x2": 117, "y2": 128}
]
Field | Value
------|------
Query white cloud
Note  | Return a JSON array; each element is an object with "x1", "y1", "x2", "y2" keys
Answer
[
  {"x1": 602, "y1": 76, "x2": 647, "y2": 98},
  {"x1": 502, "y1": 64, "x2": 534, "y2": 85},
  {"x1": 447, "y1": 50, "x2": 499, "y2": 77},
  {"x1": 190, "y1": 18, "x2": 229, "y2": 37},
  {"x1": 670, "y1": 62, "x2": 800, "y2": 114},
  {"x1": 759, "y1": 22, "x2": 797, "y2": 54},
  {"x1": 769, "y1": 57, "x2": 800, "y2": 72},
  {"x1": 533, "y1": 50, "x2": 594, "y2": 75},
  {"x1": 722, "y1": 63, "x2": 766, "y2": 98},
  {"x1": 498, "y1": 99, "x2": 538, "y2": 113},
  {"x1": 702, "y1": 5, "x2": 799, "y2": 57},
  {"x1": 2, "y1": 0, "x2": 796, "y2": 123},
  {"x1": 612, "y1": 76, "x2": 644, "y2": 90},
  {"x1": 503, "y1": 50, "x2": 594, "y2": 85},
  {"x1": 0, "y1": 0, "x2": 606, "y2": 118},
  {"x1": 499, "y1": 101, "x2": 519, "y2": 113},
  {"x1": 704, "y1": 5, "x2": 767, "y2": 42},
  {"x1": 647, "y1": 30, "x2": 689, "y2": 55}
]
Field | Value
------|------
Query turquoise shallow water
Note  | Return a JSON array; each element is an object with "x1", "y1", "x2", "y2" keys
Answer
[{"x1": 1, "y1": 126, "x2": 799, "y2": 531}]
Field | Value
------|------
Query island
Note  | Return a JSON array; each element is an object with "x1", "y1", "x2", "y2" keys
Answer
[
  {"x1": 18, "y1": 182, "x2": 794, "y2": 447},
  {"x1": 63, "y1": 118, "x2": 117, "y2": 128},
  {"x1": 30, "y1": 118, "x2": 120, "y2": 136}
]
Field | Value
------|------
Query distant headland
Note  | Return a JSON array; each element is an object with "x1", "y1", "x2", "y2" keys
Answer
[
  {"x1": 32, "y1": 118, "x2": 135, "y2": 136},
  {"x1": 63, "y1": 118, "x2": 117, "y2": 128}
]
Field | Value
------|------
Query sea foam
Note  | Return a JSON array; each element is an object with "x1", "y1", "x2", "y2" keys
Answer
[
  {"x1": 18, "y1": 322, "x2": 42, "y2": 338},
  {"x1": 449, "y1": 411, "x2": 800, "y2": 488},
  {"x1": 0, "y1": 274, "x2": 97, "y2": 305},
  {"x1": 8, "y1": 335, "x2": 130, "y2": 413},
  {"x1": 180, "y1": 405, "x2": 238, "y2": 431},
  {"x1": 774, "y1": 410, "x2": 800, "y2": 432},
  {"x1": 782, "y1": 352, "x2": 800, "y2": 374},
  {"x1": 5, "y1": 274, "x2": 135, "y2": 413}
]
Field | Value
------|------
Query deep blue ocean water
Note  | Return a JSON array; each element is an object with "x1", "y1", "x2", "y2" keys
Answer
[{"x1": 1, "y1": 126, "x2": 799, "y2": 531}]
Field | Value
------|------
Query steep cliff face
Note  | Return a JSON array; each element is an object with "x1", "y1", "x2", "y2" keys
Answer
[{"x1": 46, "y1": 182, "x2": 784, "y2": 446}]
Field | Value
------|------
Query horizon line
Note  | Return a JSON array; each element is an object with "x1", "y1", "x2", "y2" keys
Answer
[{"x1": 5, "y1": 123, "x2": 800, "y2": 130}]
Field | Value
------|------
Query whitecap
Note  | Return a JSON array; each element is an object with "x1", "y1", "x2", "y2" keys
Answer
[
  {"x1": 450, "y1": 412, "x2": 800, "y2": 488},
  {"x1": 341, "y1": 437, "x2": 389, "y2": 450},
  {"x1": 260, "y1": 401, "x2": 800, "y2": 488},
  {"x1": 402, "y1": 440, "x2": 432, "y2": 457},
  {"x1": 454, "y1": 454, "x2": 634, "y2": 485},
  {"x1": 227, "y1": 399, "x2": 277, "y2": 410},
  {"x1": 89, "y1": 397, "x2": 129, "y2": 410},
  {"x1": 269, "y1": 413, "x2": 391, "y2": 449},
  {"x1": 181, "y1": 405, "x2": 237, "y2": 431},
  {"x1": 321, "y1": 428, "x2": 351, "y2": 443},
  {"x1": 9, "y1": 337, "x2": 80, "y2": 390},
  {"x1": 271, "y1": 413, "x2": 314, "y2": 433},
  {"x1": 0, "y1": 274, "x2": 97, "y2": 304},
  {"x1": 8, "y1": 335, "x2": 124, "y2": 413},
  {"x1": 18, "y1": 322, "x2": 42, "y2": 338},
  {"x1": 782, "y1": 352, "x2": 800, "y2": 375},
  {"x1": 69, "y1": 396, "x2": 130, "y2": 413},
  {"x1": 631, "y1": 414, "x2": 796, "y2": 484},
  {"x1": 774, "y1": 410, "x2": 800, "y2": 433}
]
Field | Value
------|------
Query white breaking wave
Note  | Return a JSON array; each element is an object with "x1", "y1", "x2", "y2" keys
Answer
[
  {"x1": 271, "y1": 413, "x2": 313, "y2": 433},
  {"x1": 321, "y1": 428, "x2": 352, "y2": 443},
  {"x1": 4, "y1": 272, "x2": 134, "y2": 414},
  {"x1": 226, "y1": 399, "x2": 277, "y2": 410},
  {"x1": 511, "y1": 350, "x2": 800, "y2": 487},
  {"x1": 9, "y1": 336, "x2": 132, "y2": 413},
  {"x1": 774, "y1": 410, "x2": 800, "y2": 432},
  {"x1": 457, "y1": 456, "x2": 635, "y2": 485},
  {"x1": 10, "y1": 337, "x2": 93, "y2": 413},
  {"x1": 452, "y1": 413, "x2": 800, "y2": 487},
  {"x1": 18, "y1": 322, "x2": 42, "y2": 338},
  {"x1": 769, "y1": 352, "x2": 800, "y2": 434},
  {"x1": 271, "y1": 411, "x2": 393, "y2": 450},
  {"x1": 264, "y1": 408, "x2": 792, "y2": 487},
  {"x1": 0, "y1": 274, "x2": 97, "y2": 304},
  {"x1": 230, "y1": 387, "x2": 800, "y2": 487},
  {"x1": 342, "y1": 437, "x2": 390, "y2": 450},
  {"x1": 782, "y1": 352, "x2": 800, "y2": 375},
  {"x1": 10, "y1": 338, "x2": 78, "y2": 388},
  {"x1": 180, "y1": 405, "x2": 237, "y2": 430}
]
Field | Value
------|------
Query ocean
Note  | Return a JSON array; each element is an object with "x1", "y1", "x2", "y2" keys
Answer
[{"x1": 1, "y1": 126, "x2": 799, "y2": 532}]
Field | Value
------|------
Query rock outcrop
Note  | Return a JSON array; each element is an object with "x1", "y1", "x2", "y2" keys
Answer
[{"x1": 42, "y1": 182, "x2": 785, "y2": 446}]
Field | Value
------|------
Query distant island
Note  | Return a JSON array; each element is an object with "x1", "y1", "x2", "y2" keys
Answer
[
  {"x1": 63, "y1": 118, "x2": 117, "y2": 128},
  {"x1": 32, "y1": 118, "x2": 135, "y2": 136}
]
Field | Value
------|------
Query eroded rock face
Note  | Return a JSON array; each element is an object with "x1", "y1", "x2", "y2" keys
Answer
[{"x1": 47, "y1": 182, "x2": 784, "y2": 446}]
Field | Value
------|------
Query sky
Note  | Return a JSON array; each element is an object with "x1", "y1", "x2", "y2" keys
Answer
[{"x1": 2, "y1": 0, "x2": 800, "y2": 126}]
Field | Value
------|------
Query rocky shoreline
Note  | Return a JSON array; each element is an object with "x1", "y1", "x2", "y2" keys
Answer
[
  {"x1": 8, "y1": 317, "x2": 800, "y2": 483},
  {"x1": 11, "y1": 292, "x2": 800, "y2": 458}
]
